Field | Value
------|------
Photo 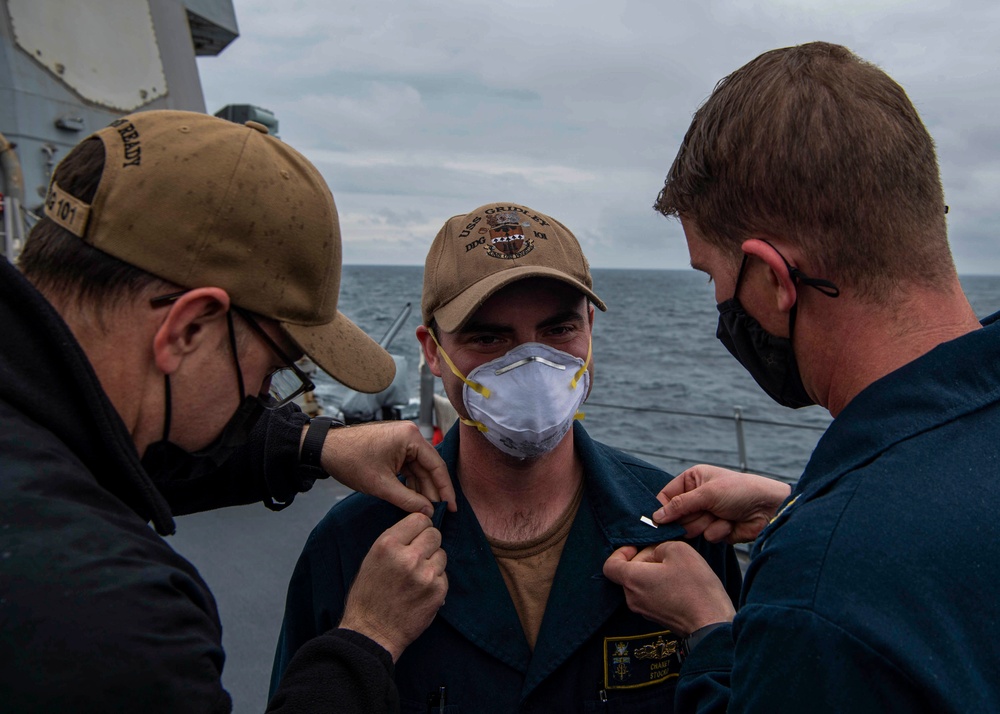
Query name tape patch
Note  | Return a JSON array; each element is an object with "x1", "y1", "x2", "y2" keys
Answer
[{"x1": 603, "y1": 630, "x2": 683, "y2": 690}]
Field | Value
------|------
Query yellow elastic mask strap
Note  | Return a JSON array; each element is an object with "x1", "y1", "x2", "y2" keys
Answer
[
  {"x1": 459, "y1": 415, "x2": 489, "y2": 433},
  {"x1": 569, "y1": 339, "x2": 592, "y2": 422},
  {"x1": 426, "y1": 329, "x2": 490, "y2": 433},
  {"x1": 570, "y1": 339, "x2": 593, "y2": 390},
  {"x1": 427, "y1": 327, "x2": 491, "y2": 398}
]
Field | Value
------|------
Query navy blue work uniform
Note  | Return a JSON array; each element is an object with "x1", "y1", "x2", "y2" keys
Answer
[
  {"x1": 272, "y1": 422, "x2": 742, "y2": 712},
  {"x1": 678, "y1": 311, "x2": 1000, "y2": 713}
]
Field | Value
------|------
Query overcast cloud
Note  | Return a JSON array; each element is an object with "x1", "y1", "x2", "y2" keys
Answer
[{"x1": 197, "y1": 0, "x2": 1000, "y2": 273}]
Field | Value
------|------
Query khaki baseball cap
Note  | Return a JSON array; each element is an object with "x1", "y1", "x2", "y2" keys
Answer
[
  {"x1": 44, "y1": 110, "x2": 393, "y2": 393},
  {"x1": 422, "y1": 202, "x2": 607, "y2": 331}
]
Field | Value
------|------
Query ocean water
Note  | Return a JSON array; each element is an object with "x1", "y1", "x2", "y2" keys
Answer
[{"x1": 327, "y1": 266, "x2": 1000, "y2": 483}]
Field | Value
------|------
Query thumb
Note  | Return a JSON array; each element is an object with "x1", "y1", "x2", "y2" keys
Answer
[
  {"x1": 376, "y1": 479, "x2": 435, "y2": 518},
  {"x1": 654, "y1": 490, "x2": 710, "y2": 524},
  {"x1": 603, "y1": 546, "x2": 638, "y2": 583},
  {"x1": 382, "y1": 512, "x2": 435, "y2": 545}
]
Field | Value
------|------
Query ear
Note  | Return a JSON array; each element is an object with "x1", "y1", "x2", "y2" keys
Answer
[
  {"x1": 587, "y1": 303, "x2": 595, "y2": 330},
  {"x1": 152, "y1": 288, "x2": 232, "y2": 375},
  {"x1": 741, "y1": 239, "x2": 798, "y2": 314},
  {"x1": 415, "y1": 325, "x2": 444, "y2": 378}
]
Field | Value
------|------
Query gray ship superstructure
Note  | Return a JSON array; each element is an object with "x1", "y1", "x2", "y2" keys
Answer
[{"x1": 0, "y1": 0, "x2": 241, "y2": 258}]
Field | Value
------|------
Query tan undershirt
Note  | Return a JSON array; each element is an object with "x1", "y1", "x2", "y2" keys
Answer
[{"x1": 486, "y1": 482, "x2": 584, "y2": 651}]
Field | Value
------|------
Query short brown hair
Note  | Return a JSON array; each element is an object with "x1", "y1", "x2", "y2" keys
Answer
[
  {"x1": 655, "y1": 42, "x2": 953, "y2": 302},
  {"x1": 18, "y1": 138, "x2": 172, "y2": 311}
]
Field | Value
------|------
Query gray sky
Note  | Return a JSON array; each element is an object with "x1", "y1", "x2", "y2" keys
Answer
[{"x1": 197, "y1": 0, "x2": 999, "y2": 273}]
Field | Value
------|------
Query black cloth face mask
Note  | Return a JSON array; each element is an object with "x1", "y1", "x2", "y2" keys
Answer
[
  {"x1": 141, "y1": 311, "x2": 269, "y2": 483},
  {"x1": 141, "y1": 377, "x2": 267, "y2": 483},
  {"x1": 716, "y1": 245, "x2": 839, "y2": 409}
]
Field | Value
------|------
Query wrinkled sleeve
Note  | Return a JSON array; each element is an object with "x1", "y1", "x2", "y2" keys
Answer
[
  {"x1": 266, "y1": 629, "x2": 398, "y2": 713},
  {"x1": 689, "y1": 537, "x2": 743, "y2": 610},
  {"x1": 676, "y1": 604, "x2": 923, "y2": 713},
  {"x1": 675, "y1": 623, "x2": 733, "y2": 714},
  {"x1": 157, "y1": 405, "x2": 319, "y2": 515}
]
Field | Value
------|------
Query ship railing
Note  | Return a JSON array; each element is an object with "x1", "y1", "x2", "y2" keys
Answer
[{"x1": 582, "y1": 400, "x2": 829, "y2": 484}]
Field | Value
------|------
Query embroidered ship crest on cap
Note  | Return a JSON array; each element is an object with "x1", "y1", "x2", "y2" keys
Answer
[{"x1": 480, "y1": 210, "x2": 534, "y2": 259}]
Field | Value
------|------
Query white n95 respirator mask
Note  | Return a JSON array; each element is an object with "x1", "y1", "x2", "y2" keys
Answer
[{"x1": 432, "y1": 334, "x2": 591, "y2": 459}]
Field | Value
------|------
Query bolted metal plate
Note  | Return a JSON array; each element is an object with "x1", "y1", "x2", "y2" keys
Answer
[{"x1": 9, "y1": 0, "x2": 169, "y2": 112}]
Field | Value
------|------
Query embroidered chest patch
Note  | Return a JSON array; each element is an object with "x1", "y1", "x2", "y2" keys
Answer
[{"x1": 603, "y1": 630, "x2": 682, "y2": 689}]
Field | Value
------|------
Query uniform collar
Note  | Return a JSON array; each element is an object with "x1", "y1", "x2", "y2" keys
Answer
[
  {"x1": 777, "y1": 315, "x2": 1000, "y2": 523},
  {"x1": 570, "y1": 422, "x2": 687, "y2": 545}
]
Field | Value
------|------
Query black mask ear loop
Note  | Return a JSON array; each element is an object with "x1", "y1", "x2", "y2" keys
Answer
[
  {"x1": 161, "y1": 375, "x2": 172, "y2": 442},
  {"x1": 732, "y1": 253, "x2": 750, "y2": 298},
  {"x1": 226, "y1": 310, "x2": 248, "y2": 402},
  {"x1": 763, "y1": 242, "x2": 841, "y2": 343},
  {"x1": 162, "y1": 309, "x2": 248, "y2": 444}
]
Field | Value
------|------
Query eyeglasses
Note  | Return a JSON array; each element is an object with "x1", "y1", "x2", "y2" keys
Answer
[
  {"x1": 232, "y1": 308, "x2": 316, "y2": 408},
  {"x1": 150, "y1": 291, "x2": 316, "y2": 409}
]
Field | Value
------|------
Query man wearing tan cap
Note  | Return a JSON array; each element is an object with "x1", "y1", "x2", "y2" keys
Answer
[
  {"x1": 0, "y1": 110, "x2": 452, "y2": 712},
  {"x1": 271, "y1": 202, "x2": 742, "y2": 712}
]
